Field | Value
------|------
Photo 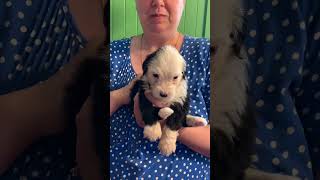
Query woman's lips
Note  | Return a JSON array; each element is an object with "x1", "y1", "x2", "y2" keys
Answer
[
  {"x1": 151, "y1": 14, "x2": 167, "y2": 17},
  {"x1": 150, "y1": 14, "x2": 167, "y2": 23}
]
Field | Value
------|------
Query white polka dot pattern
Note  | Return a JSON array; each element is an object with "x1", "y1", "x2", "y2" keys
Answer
[{"x1": 245, "y1": 0, "x2": 320, "y2": 179}]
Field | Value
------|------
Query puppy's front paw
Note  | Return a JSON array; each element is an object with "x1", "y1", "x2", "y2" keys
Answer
[
  {"x1": 158, "y1": 137, "x2": 176, "y2": 156},
  {"x1": 158, "y1": 107, "x2": 174, "y2": 119},
  {"x1": 186, "y1": 115, "x2": 208, "y2": 127},
  {"x1": 143, "y1": 122, "x2": 162, "y2": 142}
]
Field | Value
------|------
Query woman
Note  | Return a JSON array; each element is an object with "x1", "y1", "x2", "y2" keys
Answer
[
  {"x1": 110, "y1": 0, "x2": 210, "y2": 178},
  {"x1": 0, "y1": 0, "x2": 106, "y2": 179}
]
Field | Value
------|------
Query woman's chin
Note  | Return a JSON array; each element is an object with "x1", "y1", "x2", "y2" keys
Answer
[{"x1": 147, "y1": 25, "x2": 171, "y2": 33}]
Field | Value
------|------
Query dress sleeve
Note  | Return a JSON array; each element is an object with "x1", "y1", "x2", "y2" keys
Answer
[{"x1": 109, "y1": 39, "x2": 133, "y2": 91}]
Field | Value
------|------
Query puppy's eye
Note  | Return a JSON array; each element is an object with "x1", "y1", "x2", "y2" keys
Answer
[
  {"x1": 173, "y1": 76, "x2": 178, "y2": 80},
  {"x1": 153, "y1": 74, "x2": 159, "y2": 78}
]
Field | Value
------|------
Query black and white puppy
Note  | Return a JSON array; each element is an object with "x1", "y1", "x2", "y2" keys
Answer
[{"x1": 131, "y1": 45, "x2": 190, "y2": 156}]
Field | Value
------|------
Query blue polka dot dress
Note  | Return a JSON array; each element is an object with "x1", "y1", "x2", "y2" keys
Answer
[
  {"x1": 110, "y1": 36, "x2": 210, "y2": 179},
  {"x1": 244, "y1": 0, "x2": 320, "y2": 179},
  {"x1": 0, "y1": 0, "x2": 86, "y2": 179}
]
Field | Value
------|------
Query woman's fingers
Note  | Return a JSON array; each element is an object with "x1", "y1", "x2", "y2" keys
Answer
[
  {"x1": 121, "y1": 75, "x2": 142, "y2": 105},
  {"x1": 129, "y1": 75, "x2": 141, "y2": 89}
]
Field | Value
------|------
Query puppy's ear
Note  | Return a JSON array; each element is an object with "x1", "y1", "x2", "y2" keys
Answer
[{"x1": 142, "y1": 49, "x2": 159, "y2": 75}]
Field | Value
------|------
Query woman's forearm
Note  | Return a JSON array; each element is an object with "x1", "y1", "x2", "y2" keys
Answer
[
  {"x1": 110, "y1": 88, "x2": 130, "y2": 116},
  {"x1": 178, "y1": 126, "x2": 210, "y2": 158},
  {"x1": 110, "y1": 91, "x2": 120, "y2": 116}
]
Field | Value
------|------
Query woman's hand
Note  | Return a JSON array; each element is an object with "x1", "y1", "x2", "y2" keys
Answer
[{"x1": 110, "y1": 76, "x2": 141, "y2": 116}]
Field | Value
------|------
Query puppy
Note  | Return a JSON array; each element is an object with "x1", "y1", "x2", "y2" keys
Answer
[
  {"x1": 212, "y1": 0, "x2": 300, "y2": 180},
  {"x1": 131, "y1": 45, "x2": 206, "y2": 156}
]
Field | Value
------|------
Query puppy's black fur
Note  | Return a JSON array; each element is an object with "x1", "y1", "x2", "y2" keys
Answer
[{"x1": 130, "y1": 49, "x2": 189, "y2": 131}]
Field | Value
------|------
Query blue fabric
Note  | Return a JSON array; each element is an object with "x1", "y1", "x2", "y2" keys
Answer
[
  {"x1": 110, "y1": 36, "x2": 211, "y2": 179},
  {"x1": 0, "y1": 0, "x2": 86, "y2": 94},
  {"x1": 244, "y1": 0, "x2": 320, "y2": 179},
  {"x1": 0, "y1": 0, "x2": 86, "y2": 179}
]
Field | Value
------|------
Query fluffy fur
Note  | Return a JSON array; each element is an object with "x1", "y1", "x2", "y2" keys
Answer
[
  {"x1": 212, "y1": 0, "x2": 300, "y2": 180},
  {"x1": 131, "y1": 45, "x2": 189, "y2": 156}
]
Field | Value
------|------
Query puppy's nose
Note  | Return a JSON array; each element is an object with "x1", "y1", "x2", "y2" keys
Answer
[{"x1": 160, "y1": 92, "x2": 167, "y2": 98}]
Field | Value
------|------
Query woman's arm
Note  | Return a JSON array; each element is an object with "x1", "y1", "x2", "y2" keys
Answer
[
  {"x1": 178, "y1": 126, "x2": 210, "y2": 158},
  {"x1": 110, "y1": 88, "x2": 130, "y2": 116}
]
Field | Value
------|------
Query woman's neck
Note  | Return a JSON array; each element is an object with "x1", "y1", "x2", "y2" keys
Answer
[{"x1": 141, "y1": 31, "x2": 180, "y2": 52}]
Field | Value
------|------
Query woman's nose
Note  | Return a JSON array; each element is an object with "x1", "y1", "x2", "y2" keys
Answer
[{"x1": 152, "y1": 0, "x2": 165, "y2": 7}]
